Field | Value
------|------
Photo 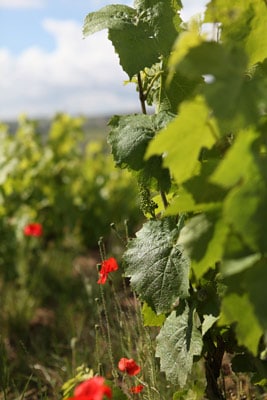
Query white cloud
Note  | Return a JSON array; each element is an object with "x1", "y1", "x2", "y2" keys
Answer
[
  {"x1": 0, "y1": 1, "x2": 208, "y2": 120},
  {"x1": 0, "y1": 19, "x2": 138, "y2": 120},
  {"x1": 0, "y1": 0, "x2": 44, "y2": 9}
]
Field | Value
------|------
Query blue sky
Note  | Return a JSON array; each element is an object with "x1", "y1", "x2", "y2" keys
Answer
[{"x1": 0, "y1": 0, "x2": 207, "y2": 120}]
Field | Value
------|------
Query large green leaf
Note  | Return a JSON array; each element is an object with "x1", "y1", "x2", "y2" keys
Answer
[
  {"x1": 205, "y1": 0, "x2": 267, "y2": 67},
  {"x1": 211, "y1": 128, "x2": 259, "y2": 188},
  {"x1": 223, "y1": 178, "x2": 267, "y2": 253},
  {"x1": 108, "y1": 112, "x2": 173, "y2": 171},
  {"x1": 168, "y1": 21, "x2": 203, "y2": 79},
  {"x1": 146, "y1": 96, "x2": 218, "y2": 184},
  {"x1": 108, "y1": 114, "x2": 155, "y2": 170},
  {"x1": 83, "y1": 5, "x2": 136, "y2": 35},
  {"x1": 220, "y1": 292, "x2": 263, "y2": 355},
  {"x1": 245, "y1": 1, "x2": 267, "y2": 66},
  {"x1": 156, "y1": 305, "x2": 203, "y2": 386},
  {"x1": 245, "y1": 259, "x2": 267, "y2": 331},
  {"x1": 165, "y1": 158, "x2": 226, "y2": 216},
  {"x1": 171, "y1": 39, "x2": 264, "y2": 127},
  {"x1": 84, "y1": 1, "x2": 182, "y2": 77},
  {"x1": 172, "y1": 41, "x2": 247, "y2": 81},
  {"x1": 163, "y1": 70, "x2": 203, "y2": 114},
  {"x1": 211, "y1": 128, "x2": 267, "y2": 253},
  {"x1": 204, "y1": 74, "x2": 262, "y2": 129},
  {"x1": 123, "y1": 218, "x2": 190, "y2": 314},
  {"x1": 221, "y1": 253, "x2": 261, "y2": 277},
  {"x1": 134, "y1": 0, "x2": 182, "y2": 56},
  {"x1": 178, "y1": 212, "x2": 228, "y2": 279},
  {"x1": 220, "y1": 259, "x2": 267, "y2": 355}
]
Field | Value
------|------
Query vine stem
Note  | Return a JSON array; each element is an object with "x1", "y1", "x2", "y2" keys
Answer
[
  {"x1": 160, "y1": 190, "x2": 168, "y2": 210},
  {"x1": 145, "y1": 70, "x2": 163, "y2": 101},
  {"x1": 137, "y1": 73, "x2": 147, "y2": 115}
]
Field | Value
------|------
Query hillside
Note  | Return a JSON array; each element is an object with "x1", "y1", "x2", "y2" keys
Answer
[{"x1": 2, "y1": 115, "x2": 111, "y2": 141}]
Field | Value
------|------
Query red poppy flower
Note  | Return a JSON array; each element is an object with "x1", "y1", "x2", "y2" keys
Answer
[
  {"x1": 130, "y1": 385, "x2": 144, "y2": 394},
  {"x1": 118, "y1": 358, "x2": 141, "y2": 376},
  {"x1": 68, "y1": 376, "x2": 112, "y2": 400},
  {"x1": 97, "y1": 257, "x2": 119, "y2": 284},
  {"x1": 23, "y1": 223, "x2": 43, "y2": 237}
]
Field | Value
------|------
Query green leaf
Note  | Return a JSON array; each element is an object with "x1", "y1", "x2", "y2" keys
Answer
[
  {"x1": 245, "y1": 259, "x2": 267, "y2": 331},
  {"x1": 83, "y1": 5, "x2": 136, "y2": 36},
  {"x1": 165, "y1": 157, "x2": 226, "y2": 216},
  {"x1": 108, "y1": 114, "x2": 155, "y2": 170},
  {"x1": 108, "y1": 112, "x2": 174, "y2": 171},
  {"x1": 168, "y1": 20, "x2": 204, "y2": 80},
  {"x1": 84, "y1": 1, "x2": 182, "y2": 78},
  {"x1": 211, "y1": 128, "x2": 259, "y2": 188},
  {"x1": 137, "y1": 0, "x2": 182, "y2": 56},
  {"x1": 141, "y1": 302, "x2": 166, "y2": 327},
  {"x1": 221, "y1": 259, "x2": 267, "y2": 354},
  {"x1": 172, "y1": 40, "x2": 263, "y2": 127},
  {"x1": 219, "y1": 292, "x2": 263, "y2": 355},
  {"x1": 133, "y1": 0, "x2": 182, "y2": 57},
  {"x1": 224, "y1": 178, "x2": 267, "y2": 253},
  {"x1": 178, "y1": 212, "x2": 228, "y2": 280},
  {"x1": 244, "y1": 1, "x2": 267, "y2": 66},
  {"x1": 212, "y1": 128, "x2": 267, "y2": 253},
  {"x1": 205, "y1": 0, "x2": 267, "y2": 67},
  {"x1": 221, "y1": 253, "x2": 261, "y2": 277},
  {"x1": 146, "y1": 96, "x2": 218, "y2": 184},
  {"x1": 123, "y1": 217, "x2": 190, "y2": 314},
  {"x1": 108, "y1": 112, "x2": 172, "y2": 191},
  {"x1": 141, "y1": 155, "x2": 171, "y2": 193},
  {"x1": 108, "y1": 28, "x2": 159, "y2": 78},
  {"x1": 164, "y1": 70, "x2": 203, "y2": 114},
  {"x1": 173, "y1": 41, "x2": 247, "y2": 81},
  {"x1": 156, "y1": 305, "x2": 203, "y2": 386},
  {"x1": 204, "y1": 70, "x2": 262, "y2": 127}
]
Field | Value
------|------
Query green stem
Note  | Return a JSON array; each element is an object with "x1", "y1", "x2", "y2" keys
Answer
[
  {"x1": 99, "y1": 285, "x2": 119, "y2": 382},
  {"x1": 144, "y1": 70, "x2": 163, "y2": 101},
  {"x1": 160, "y1": 190, "x2": 168, "y2": 210},
  {"x1": 137, "y1": 73, "x2": 147, "y2": 115}
]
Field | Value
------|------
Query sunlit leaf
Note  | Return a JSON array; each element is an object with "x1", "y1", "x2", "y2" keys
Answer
[
  {"x1": 219, "y1": 292, "x2": 263, "y2": 355},
  {"x1": 141, "y1": 302, "x2": 166, "y2": 327},
  {"x1": 178, "y1": 212, "x2": 228, "y2": 279},
  {"x1": 146, "y1": 96, "x2": 218, "y2": 184}
]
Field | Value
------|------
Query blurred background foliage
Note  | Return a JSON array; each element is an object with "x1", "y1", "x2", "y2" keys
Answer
[
  {"x1": 0, "y1": 114, "x2": 143, "y2": 398},
  {"x1": 0, "y1": 113, "x2": 141, "y2": 253}
]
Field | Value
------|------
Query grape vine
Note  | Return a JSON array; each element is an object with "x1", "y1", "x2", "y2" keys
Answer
[{"x1": 83, "y1": 1, "x2": 267, "y2": 398}]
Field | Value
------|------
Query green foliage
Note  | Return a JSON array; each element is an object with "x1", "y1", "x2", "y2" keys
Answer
[
  {"x1": 141, "y1": 302, "x2": 166, "y2": 327},
  {"x1": 83, "y1": 1, "x2": 182, "y2": 78},
  {"x1": 2, "y1": 0, "x2": 267, "y2": 392},
  {"x1": 84, "y1": 0, "x2": 267, "y2": 396},
  {"x1": 145, "y1": 96, "x2": 219, "y2": 184},
  {"x1": 123, "y1": 217, "x2": 189, "y2": 314},
  {"x1": 156, "y1": 305, "x2": 203, "y2": 387},
  {"x1": 0, "y1": 115, "x2": 143, "y2": 397},
  {"x1": 0, "y1": 114, "x2": 140, "y2": 254},
  {"x1": 62, "y1": 365, "x2": 94, "y2": 399}
]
